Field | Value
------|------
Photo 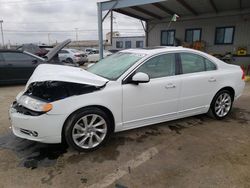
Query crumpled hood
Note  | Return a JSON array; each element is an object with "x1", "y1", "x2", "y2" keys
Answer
[{"x1": 26, "y1": 64, "x2": 109, "y2": 88}]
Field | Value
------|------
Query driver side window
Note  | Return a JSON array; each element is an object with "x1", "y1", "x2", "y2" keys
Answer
[{"x1": 136, "y1": 53, "x2": 176, "y2": 79}]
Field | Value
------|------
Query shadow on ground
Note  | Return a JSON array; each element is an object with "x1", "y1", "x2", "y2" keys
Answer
[{"x1": 0, "y1": 107, "x2": 249, "y2": 169}]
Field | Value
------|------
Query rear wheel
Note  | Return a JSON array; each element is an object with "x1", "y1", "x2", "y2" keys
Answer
[
  {"x1": 64, "y1": 107, "x2": 112, "y2": 152},
  {"x1": 66, "y1": 58, "x2": 73, "y2": 64},
  {"x1": 209, "y1": 90, "x2": 233, "y2": 119}
]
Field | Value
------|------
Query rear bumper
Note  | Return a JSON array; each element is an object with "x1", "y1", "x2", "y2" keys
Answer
[
  {"x1": 9, "y1": 106, "x2": 65, "y2": 144},
  {"x1": 74, "y1": 57, "x2": 87, "y2": 63},
  {"x1": 235, "y1": 80, "x2": 245, "y2": 100}
]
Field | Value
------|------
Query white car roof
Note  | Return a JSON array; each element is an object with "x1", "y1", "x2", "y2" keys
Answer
[
  {"x1": 121, "y1": 46, "x2": 202, "y2": 55},
  {"x1": 121, "y1": 46, "x2": 227, "y2": 68}
]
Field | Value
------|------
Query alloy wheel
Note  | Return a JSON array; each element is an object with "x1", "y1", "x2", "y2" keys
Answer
[
  {"x1": 214, "y1": 93, "x2": 232, "y2": 117},
  {"x1": 72, "y1": 114, "x2": 107, "y2": 149}
]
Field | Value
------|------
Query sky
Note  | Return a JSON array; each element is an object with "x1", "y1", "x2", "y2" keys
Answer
[{"x1": 0, "y1": 0, "x2": 145, "y2": 45}]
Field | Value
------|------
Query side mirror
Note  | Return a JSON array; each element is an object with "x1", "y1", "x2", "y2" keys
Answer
[{"x1": 131, "y1": 72, "x2": 150, "y2": 84}]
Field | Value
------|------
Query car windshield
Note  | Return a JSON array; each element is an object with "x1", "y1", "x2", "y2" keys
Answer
[{"x1": 87, "y1": 52, "x2": 145, "y2": 80}]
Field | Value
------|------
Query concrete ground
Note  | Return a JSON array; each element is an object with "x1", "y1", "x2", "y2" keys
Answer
[{"x1": 0, "y1": 83, "x2": 249, "y2": 188}]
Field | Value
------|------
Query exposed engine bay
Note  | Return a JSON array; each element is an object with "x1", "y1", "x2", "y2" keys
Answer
[{"x1": 24, "y1": 81, "x2": 103, "y2": 102}]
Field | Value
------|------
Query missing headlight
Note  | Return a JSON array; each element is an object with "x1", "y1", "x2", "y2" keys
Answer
[{"x1": 25, "y1": 81, "x2": 103, "y2": 102}]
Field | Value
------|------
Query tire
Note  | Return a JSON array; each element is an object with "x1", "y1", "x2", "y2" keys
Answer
[
  {"x1": 66, "y1": 58, "x2": 73, "y2": 64},
  {"x1": 64, "y1": 107, "x2": 112, "y2": 152},
  {"x1": 208, "y1": 90, "x2": 233, "y2": 119}
]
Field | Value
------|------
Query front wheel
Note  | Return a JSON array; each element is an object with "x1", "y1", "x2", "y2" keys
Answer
[
  {"x1": 209, "y1": 90, "x2": 233, "y2": 119},
  {"x1": 64, "y1": 107, "x2": 112, "y2": 152}
]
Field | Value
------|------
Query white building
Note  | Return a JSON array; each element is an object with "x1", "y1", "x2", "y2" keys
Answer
[{"x1": 111, "y1": 36, "x2": 146, "y2": 50}]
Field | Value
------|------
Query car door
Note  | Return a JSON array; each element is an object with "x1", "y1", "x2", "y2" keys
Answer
[
  {"x1": 2, "y1": 52, "x2": 42, "y2": 82},
  {"x1": 178, "y1": 52, "x2": 218, "y2": 116},
  {"x1": 122, "y1": 53, "x2": 181, "y2": 129},
  {"x1": 0, "y1": 53, "x2": 6, "y2": 83},
  {"x1": 58, "y1": 50, "x2": 69, "y2": 62}
]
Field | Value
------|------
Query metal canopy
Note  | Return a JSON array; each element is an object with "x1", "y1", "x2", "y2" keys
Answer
[
  {"x1": 97, "y1": 0, "x2": 250, "y2": 59},
  {"x1": 104, "y1": 0, "x2": 250, "y2": 21},
  {"x1": 97, "y1": 0, "x2": 165, "y2": 59}
]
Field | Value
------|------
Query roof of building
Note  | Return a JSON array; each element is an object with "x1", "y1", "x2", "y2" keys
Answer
[
  {"x1": 100, "y1": 0, "x2": 250, "y2": 21},
  {"x1": 113, "y1": 35, "x2": 145, "y2": 39}
]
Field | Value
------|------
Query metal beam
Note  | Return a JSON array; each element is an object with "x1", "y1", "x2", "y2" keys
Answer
[
  {"x1": 131, "y1": 6, "x2": 163, "y2": 19},
  {"x1": 176, "y1": 0, "x2": 198, "y2": 16},
  {"x1": 110, "y1": 10, "x2": 113, "y2": 45},
  {"x1": 239, "y1": 0, "x2": 242, "y2": 10},
  {"x1": 152, "y1": 2, "x2": 175, "y2": 16},
  {"x1": 145, "y1": 21, "x2": 149, "y2": 47},
  {"x1": 101, "y1": 0, "x2": 166, "y2": 11},
  {"x1": 102, "y1": 1, "x2": 118, "y2": 22},
  {"x1": 97, "y1": 2, "x2": 103, "y2": 60},
  {"x1": 114, "y1": 9, "x2": 149, "y2": 21},
  {"x1": 209, "y1": 0, "x2": 218, "y2": 13}
]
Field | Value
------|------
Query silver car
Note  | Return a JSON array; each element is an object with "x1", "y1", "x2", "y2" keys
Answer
[{"x1": 58, "y1": 48, "x2": 87, "y2": 65}]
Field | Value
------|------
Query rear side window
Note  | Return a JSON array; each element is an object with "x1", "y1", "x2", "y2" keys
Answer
[
  {"x1": 136, "y1": 53, "x2": 176, "y2": 79},
  {"x1": 205, "y1": 59, "x2": 216, "y2": 71},
  {"x1": 2, "y1": 52, "x2": 34, "y2": 62},
  {"x1": 180, "y1": 53, "x2": 205, "y2": 74},
  {"x1": 180, "y1": 53, "x2": 216, "y2": 74},
  {"x1": 59, "y1": 50, "x2": 69, "y2": 54}
]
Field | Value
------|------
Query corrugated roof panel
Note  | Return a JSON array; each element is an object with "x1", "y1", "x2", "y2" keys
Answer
[
  {"x1": 161, "y1": 0, "x2": 193, "y2": 16},
  {"x1": 184, "y1": 0, "x2": 214, "y2": 14},
  {"x1": 214, "y1": 0, "x2": 239, "y2": 11},
  {"x1": 122, "y1": 7, "x2": 154, "y2": 20},
  {"x1": 242, "y1": 0, "x2": 250, "y2": 8},
  {"x1": 113, "y1": 0, "x2": 250, "y2": 21},
  {"x1": 139, "y1": 4, "x2": 172, "y2": 18}
]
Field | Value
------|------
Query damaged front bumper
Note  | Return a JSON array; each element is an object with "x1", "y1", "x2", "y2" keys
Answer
[
  {"x1": 9, "y1": 103, "x2": 65, "y2": 144},
  {"x1": 9, "y1": 79, "x2": 107, "y2": 144}
]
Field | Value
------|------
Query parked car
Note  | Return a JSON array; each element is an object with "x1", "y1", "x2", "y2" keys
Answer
[
  {"x1": 9, "y1": 47, "x2": 245, "y2": 151},
  {"x1": 17, "y1": 43, "x2": 48, "y2": 57},
  {"x1": 58, "y1": 48, "x2": 87, "y2": 65},
  {"x1": 84, "y1": 48, "x2": 98, "y2": 54},
  {"x1": 87, "y1": 50, "x2": 112, "y2": 62},
  {"x1": 108, "y1": 49, "x2": 120, "y2": 54},
  {"x1": 0, "y1": 39, "x2": 77, "y2": 85}
]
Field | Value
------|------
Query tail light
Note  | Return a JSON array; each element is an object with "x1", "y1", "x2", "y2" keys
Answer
[
  {"x1": 74, "y1": 54, "x2": 81, "y2": 57},
  {"x1": 241, "y1": 66, "x2": 245, "y2": 80}
]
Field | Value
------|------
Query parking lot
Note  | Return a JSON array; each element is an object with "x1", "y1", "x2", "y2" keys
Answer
[{"x1": 0, "y1": 83, "x2": 248, "y2": 188}]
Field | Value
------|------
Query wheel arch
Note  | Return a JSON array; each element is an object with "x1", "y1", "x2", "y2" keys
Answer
[
  {"x1": 209, "y1": 86, "x2": 235, "y2": 108},
  {"x1": 208, "y1": 86, "x2": 235, "y2": 119},
  {"x1": 61, "y1": 105, "x2": 115, "y2": 143},
  {"x1": 216, "y1": 86, "x2": 235, "y2": 101}
]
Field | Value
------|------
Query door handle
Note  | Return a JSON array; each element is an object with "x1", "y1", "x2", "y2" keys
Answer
[
  {"x1": 165, "y1": 83, "x2": 176, "y2": 89},
  {"x1": 208, "y1": 77, "x2": 216, "y2": 82}
]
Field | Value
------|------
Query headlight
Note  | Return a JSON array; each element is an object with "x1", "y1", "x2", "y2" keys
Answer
[{"x1": 17, "y1": 95, "x2": 53, "y2": 112}]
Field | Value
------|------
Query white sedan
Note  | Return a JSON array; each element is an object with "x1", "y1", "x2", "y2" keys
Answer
[
  {"x1": 9, "y1": 47, "x2": 245, "y2": 151},
  {"x1": 58, "y1": 48, "x2": 87, "y2": 65}
]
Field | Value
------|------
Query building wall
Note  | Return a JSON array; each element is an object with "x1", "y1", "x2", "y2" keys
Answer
[
  {"x1": 111, "y1": 36, "x2": 146, "y2": 50},
  {"x1": 148, "y1": 14, "x2": 250, "y2": 54}
]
